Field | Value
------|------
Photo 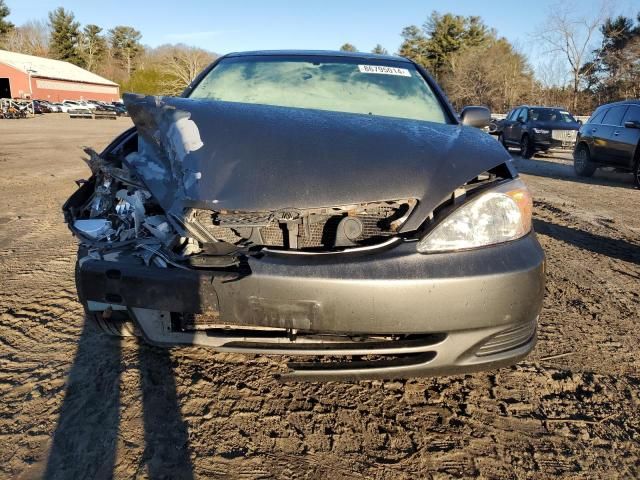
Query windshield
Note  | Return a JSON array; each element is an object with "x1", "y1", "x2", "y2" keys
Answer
[
  {"x1": 530, "y1": 108, "x2": 576, "y2": 123},
  {"x1": 189, "y1": 56, "x2": 448, "y2": 123}
]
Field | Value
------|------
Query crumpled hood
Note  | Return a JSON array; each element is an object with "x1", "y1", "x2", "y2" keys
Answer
[{"x1": 124, "y1": 94, "x2": 512, "y2": 232}]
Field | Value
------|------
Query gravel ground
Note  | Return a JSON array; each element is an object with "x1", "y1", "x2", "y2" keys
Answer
[{"x1": 1, "y1": 115, "x2": 639, "y2": 479}]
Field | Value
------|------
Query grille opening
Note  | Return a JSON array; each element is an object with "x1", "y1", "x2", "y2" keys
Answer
[{"x1": 182, "y1": 199, "x2": 416, "y2": 251}]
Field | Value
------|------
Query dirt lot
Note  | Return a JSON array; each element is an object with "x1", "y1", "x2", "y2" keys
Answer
[{"x1": 1, "y1": 114, "x2": 639, "y2": 479}]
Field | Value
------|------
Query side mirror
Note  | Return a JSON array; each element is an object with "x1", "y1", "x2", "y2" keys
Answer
[
  {"x1": 624, "y1": 120, "x2": 640, "y2": 129},
  {"x1": 460, "y1": 106, "x2": 491, "y2": 128}
]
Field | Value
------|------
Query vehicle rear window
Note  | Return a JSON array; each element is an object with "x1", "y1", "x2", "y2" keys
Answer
[
  {"x1": 529, "y1": 108, "x2": 576, "y2": 123},
  {"x1": 189, "y1": 56, "x2": 448, "y2": 123},
  {"x1": 623, "y1": 105, "x2": 640, "y2": 123},
  {"x1": 602, "y1": 106, "x2": 628, "y2": 126}
]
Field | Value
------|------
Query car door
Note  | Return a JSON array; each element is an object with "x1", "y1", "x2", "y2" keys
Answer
[
  {"x1": 511, "y1": 108, "x2": 528, "y2": 144},
  {"x1": 599, "y1": 105, "x2": 629, "y2": 166},
  {"x1": 501, "y1": 108, "x2": 519, "y2": 143},
  {"x1": 614, "y1": 105, "x2": 640, "y2": 168},
  {"x1": 583, "y1": 108, "x2": 607, "y2": 161}
]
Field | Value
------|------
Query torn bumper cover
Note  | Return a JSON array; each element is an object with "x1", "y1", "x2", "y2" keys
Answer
[{"x1": 65, "y1": 94, "x2": 545, "y2": 380}]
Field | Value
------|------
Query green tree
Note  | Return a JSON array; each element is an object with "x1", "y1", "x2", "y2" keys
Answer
[
  {"x1": 48, "y1": 7, "x2": 83, "y2": 66},
  {"x1": 585, "y1": 13, "x2": 640, "y2": 105},
  {"x1": 120, "y1": 67, "x2": 169, "y2": 95},
  {"x1": 398, "y1": 26, "x2": 429, "y2": 64},
  {"x1": 339, "y1": 43, "x2": 357, "y2": 52},
  {"x1": 398, "y1": 12, "x2": 491, "y2": 80},
  {"x1": 371, "y1": 44, "x2": 388, "y2": 55},
  {"x1": 80, "y1": 24, "x2": 107, "y2": 72},
  {"x1": 0, "y1": 0, "x2": 14, "y2": 45},
  {"x1": 109, "y1": 26, "x2": 142, "y2": 78}
]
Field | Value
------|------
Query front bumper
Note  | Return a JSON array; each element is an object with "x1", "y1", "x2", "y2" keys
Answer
[
  {"x1": 77, "y1": 233, "x2": 545, "y2": 380},
  {"x1": 532, "y1": 133, "x2": 576, "y2": 151}
]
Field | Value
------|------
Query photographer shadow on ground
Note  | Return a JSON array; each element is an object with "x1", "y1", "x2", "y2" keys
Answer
[{"x1": 43, "y1": 318, "x2": 194, "y2": 480}]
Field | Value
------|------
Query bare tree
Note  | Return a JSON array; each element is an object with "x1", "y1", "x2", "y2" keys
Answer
[
  {"x1": 3, "y1": 20, "x2": 50, "y2": 57},
  {"x1": 537, "y1": 2, "x2": 607, "y2": 111},
  {"x1": 160, "y1": 44, "x2": 215, "y2": 95}
]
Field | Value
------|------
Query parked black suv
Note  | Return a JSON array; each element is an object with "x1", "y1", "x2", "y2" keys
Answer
[
  {"x1": 574, "y1": 100, "x2": 640, "y2": 187},
  {"x1": 492, "y1": 106, "x2": 581, "y2": 158}
]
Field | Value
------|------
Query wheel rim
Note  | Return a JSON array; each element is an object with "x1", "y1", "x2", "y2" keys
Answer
[
  {"x1": 635, "y1": 165, "x2": 640, "y2": 185},
  {"x1": 522, "y1": 137, "x2": 528, "y2": 154}
]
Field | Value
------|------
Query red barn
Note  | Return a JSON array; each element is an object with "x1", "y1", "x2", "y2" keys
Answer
[{"x1": 0, "y1": 49, "x2": 120, "y2": 102}]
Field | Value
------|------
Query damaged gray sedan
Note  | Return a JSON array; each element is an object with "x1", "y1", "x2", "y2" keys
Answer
[{"x1": 64, "y1": 51, "x2": 545, "y2": 380}]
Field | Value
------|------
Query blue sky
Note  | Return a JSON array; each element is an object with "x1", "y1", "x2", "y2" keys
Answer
[{"x1": 6, "y1": 0, "x2": 636, "y2": 64}]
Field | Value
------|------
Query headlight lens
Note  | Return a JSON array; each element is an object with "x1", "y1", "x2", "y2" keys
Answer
[
  {"x1": 532, "y1": 128, "x2": 550, "y2": 134},
  {"x1": 416, "y1": 180, "x2": 532, "y2": 253}
]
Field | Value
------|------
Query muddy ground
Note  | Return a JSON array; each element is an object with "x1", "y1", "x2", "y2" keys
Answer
[{"x1": 0, "y1": 115, "x2": 638, "y2": 479}]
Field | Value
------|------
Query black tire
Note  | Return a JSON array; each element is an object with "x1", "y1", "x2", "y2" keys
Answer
[
  {"x1": 498, "y1": 134, "x2": 508, "y2": 150},
  {"x1": 574, "y1": 144, "x2": 597, "y2": 177},
  {"x1": 87, "y1": 311, "x2": 139, "y2": 337},
  {"x1": 633, "y1": 157, "x2": 640, "y2": 188},
  {"x1": 520, "y1": 135, "x2": 534, "y2": 159}
]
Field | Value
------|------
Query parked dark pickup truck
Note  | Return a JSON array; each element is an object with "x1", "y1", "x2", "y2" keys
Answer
[{"x1": 64, "y1": 50, "x2": 545, "y2": 380}]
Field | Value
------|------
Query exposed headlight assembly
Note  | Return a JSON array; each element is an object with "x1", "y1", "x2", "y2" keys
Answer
[
  {"x1": 416, "y1": 179, "x2": 532, "y2": 253},
  {"x1": 532, "y1": 128, "x2": 550, "y2": 134}
]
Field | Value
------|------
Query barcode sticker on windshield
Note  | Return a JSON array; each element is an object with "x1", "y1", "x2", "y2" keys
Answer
[{"x1": 358, "y1": 65, "x2": 411, "y2": 77}]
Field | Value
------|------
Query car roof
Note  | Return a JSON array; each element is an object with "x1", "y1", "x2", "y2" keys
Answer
[
  {"x1": 514, "y1": 105, "x2": 570, "y2": 110},
  {"x1": 595, "y1": 99, "x2": 640, "y2": 109},
  {"x1": 223, "y1": 49, "x2": 411, "y2": 64}
]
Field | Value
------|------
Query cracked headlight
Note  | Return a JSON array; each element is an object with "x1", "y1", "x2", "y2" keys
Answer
[
  {"x1": 532, "y1": 128, "x2": 550, "y2": 134},
  {"x1": 416, "y1": 179, "x2": 532, "y2": 253}
]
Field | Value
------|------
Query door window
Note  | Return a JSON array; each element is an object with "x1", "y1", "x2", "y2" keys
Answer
[
  {"x1": 506, "y1": 108, "x2": 519, "y2": 121},
  {"x1": 517, "y1": 108, "x2": 528, "y2": 122},
  {"x1": 622, "y1": 105, "x2": 640, "y2": 123},
  {"x1": 602, "y1": 106, "x2": 628, "y2": 126},
  {"x1": 588, "y1": 108, "x2": 607, "y2": 125}
]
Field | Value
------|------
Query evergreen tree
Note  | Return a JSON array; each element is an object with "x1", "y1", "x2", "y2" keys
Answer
[
  {"x1": 371, "y1": 44, "x2": 388, "y2": 55},
  {"x1": 48, "y1": 7, "x2": 83, "y2": 66},
  {"x1": 398, "y1": 12, "x2": 491, "y2": 80},
  {"x1": 339, "y1": 43, "x2": 357, "y2": 52},
  {"x1": 0, "y1": 0, "x2": 14, "y2": 46},
  {"x1": 109, "y1": 26, "x2": 142, "y2": 78},
  {"x1": 80, "y1": 24, "x2": 107, "y2": 72}
]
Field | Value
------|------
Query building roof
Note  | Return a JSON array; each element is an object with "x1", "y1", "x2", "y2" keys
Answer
[{"x1": 0, "y1": 49, "x2": 118, "y2": 86}]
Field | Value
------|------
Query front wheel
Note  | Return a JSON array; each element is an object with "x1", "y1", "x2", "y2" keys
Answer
[
  {"x1": 633, "y1": 158, "x2": 640, "y2": 188},
  {"x1": 87, "y1": 310, "x2": 139, "y2": 337},
  {"x1": 574, "y1": 144, "x2": 597, "y2": 177},
  {"x1": 498, "y1": 134, "x2": 508, "y2": 150},
  {"x1": 520, "y1": 135, "x2": 534, "y2": 159}
]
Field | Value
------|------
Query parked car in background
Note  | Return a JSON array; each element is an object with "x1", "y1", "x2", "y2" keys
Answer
[
  {"x1": 44, "y1": 102, "x2": 64, "y2": 112},
  {"x1": 492, "y1": 106, "x2": 581, "y2": 158},
  {"x1": 574, "y1": 100, "x2": 640, "y2": 187},
  {"x1": 44, "y1": 101, "x2": 61, "y2": 112},
  {"x1": 64, "y1": 50, "x2": 544, "y2": 380},
  {"x1": 33, "y1": 100, "x2": 51, "y2": 114},
  {"x1": 63, "y1": 100, "x2": 97, "y2": 111},
  {"x1": 111, "y1": 102, "x2": 127, "y2": 116}
]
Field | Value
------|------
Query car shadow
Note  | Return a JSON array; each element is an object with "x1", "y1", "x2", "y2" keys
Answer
[
  {"x1": 509, "y1": 152, "x2": 637, "y2": 190},
  {"x1": 533, "y1": 218, "x2": 640, "y2": 266},
  {"x1": 44, "y1": 320, "x2": 194, "y2": 480}
]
